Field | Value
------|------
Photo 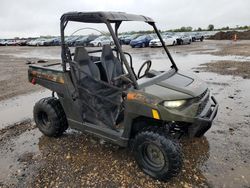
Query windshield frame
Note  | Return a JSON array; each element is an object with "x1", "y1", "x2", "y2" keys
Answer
[{"x1": 60, "y1": 13, "x2": 178, "y2": 89}]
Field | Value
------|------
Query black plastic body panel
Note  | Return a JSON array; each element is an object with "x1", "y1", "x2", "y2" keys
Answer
[{"x1": 188, "y1": 96, "x2": 218, "y2": 137}]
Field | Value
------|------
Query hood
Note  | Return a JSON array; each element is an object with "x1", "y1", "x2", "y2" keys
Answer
[
  {"x1": 150, "y1": 39, "x2": 160, "y2": 43},
  {"x1": 140, "y1": 71, "x2": 208, "y2": 101},
  {"x1": 131, "y1": 38, "x2": 145, "y2": 43},
  {"x1": 90, "y1": 39, "x2": 100, "y2": 43}
]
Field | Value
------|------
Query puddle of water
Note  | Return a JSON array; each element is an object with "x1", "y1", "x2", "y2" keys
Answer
[
  {"x1": 131, "y1": 49, "x2": 250, "y2": 72},
  {"x1": 7, "y1": 47, "x2": 61, "y2": 60},
  {"x1": 0, "y1": 90, "x2": 51, "y2": 129},
  {"x1": 4, "y1": 45, "x2": 250, "y2": 69}
]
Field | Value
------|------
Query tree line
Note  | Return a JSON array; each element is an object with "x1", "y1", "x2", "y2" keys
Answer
[{"x1": 167, "y1": 24, "x2": 250, "y2": 32}]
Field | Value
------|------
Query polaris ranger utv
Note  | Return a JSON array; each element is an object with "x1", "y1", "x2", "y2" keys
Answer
[{"x1": 28, "y1": 12, "x2": 218, "y2": 181}]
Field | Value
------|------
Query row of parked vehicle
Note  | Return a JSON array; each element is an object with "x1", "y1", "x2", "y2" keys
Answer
[
  {"x1": 0, "y1": 37, "x2": 64, "y2": 46},
  {"x1": 0, "y1": 35, "x2": 114, "y2": 47},
  {"x1": 119, "y1": 32, "x2": 204, "y2": 48},
  {"x1": 0, "y1": 32, "x2": 204, "y2": 47}
]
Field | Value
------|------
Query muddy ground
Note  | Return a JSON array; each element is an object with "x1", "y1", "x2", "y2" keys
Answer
[
  {"x1": 0, "y1": 40, "x2": 250, "y2": 188},
  {"x1": 0, "y1": 47, "x2": 59, "y2": 101}
]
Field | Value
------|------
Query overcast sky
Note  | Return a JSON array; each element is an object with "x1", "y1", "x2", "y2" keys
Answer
[{"x1": 0, "y1": 0, "x2": 249, "y2": 38}]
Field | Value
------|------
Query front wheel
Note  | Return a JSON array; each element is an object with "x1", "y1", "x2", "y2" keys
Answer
[
  {"x1": 33, "y1": 97, "x2": 68, "y2": 137},
  {"x1": 133, "y1": 131, "x2": 182, "y2": 181}
]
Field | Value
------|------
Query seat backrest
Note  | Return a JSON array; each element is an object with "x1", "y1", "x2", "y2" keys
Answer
[
  {"x1": 101, "y1": 45, "x2": 123, "y2": 83},
  {"x1": 73, "y1": 47, "x2": 100, "y2": 80}
]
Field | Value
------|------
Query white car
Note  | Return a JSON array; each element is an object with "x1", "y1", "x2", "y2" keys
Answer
[
  {"x1": 89, "y1": 36, "x2": 113, "y2": 47},
  {"x1": 27, "y1": 38, "x2": 46, "y2": 46},
  {"x1": 149, "y1": 35, "x2": 177, "y2": 47}
]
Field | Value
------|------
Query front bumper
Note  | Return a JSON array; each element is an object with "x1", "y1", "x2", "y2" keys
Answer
[
  {"x1": 130, "y1": 42, "x2": 143, "y2": 47},
  {"x1": 149, "y1": 42, "x2": 161, "y2": 47},
  {"x1": 89, "y1": 43, "x2": 96, "y2": 47},
  {"x1": 188, "y1": 96, "x2": 218, "y2": 137}
]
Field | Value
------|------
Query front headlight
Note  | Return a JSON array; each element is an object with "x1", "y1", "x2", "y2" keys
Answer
[{"x1": 163, "y1": 100, "x2": 186, "y2": 108}]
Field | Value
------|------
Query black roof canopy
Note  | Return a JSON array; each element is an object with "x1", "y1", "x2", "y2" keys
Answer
[{"x1": 61, "y1": 11, "x2": 154, "y2": 23}]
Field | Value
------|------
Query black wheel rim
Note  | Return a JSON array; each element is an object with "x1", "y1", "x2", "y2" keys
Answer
[{"x1": 141, "y1": 142, "x2": 166, "y2": 171}]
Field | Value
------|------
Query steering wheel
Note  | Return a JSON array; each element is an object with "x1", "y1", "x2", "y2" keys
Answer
[{"x1": 137, "y1": 60, "x2": 152, "y2": 79}]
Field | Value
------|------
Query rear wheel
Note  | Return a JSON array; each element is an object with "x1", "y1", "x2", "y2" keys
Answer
[
  {"x1": 133, "y1": 131, "x2": 182, "y2": 181},
  {"x1": 33, "y1": 97, "x2": 68, "y2": 137},
  {"x1": 98, "y1": 42, "x2": 102, "y2": 47}
]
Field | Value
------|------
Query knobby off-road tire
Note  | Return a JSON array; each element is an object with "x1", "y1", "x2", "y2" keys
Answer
[
  {"x1": 33, "y1": 97, "x2": 68, "y2": 137},
  {"x1": 133, "y1": 131, "x2": 183, "y2": 181}
]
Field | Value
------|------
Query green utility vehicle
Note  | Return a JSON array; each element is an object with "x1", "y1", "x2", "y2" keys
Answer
[{"x1": 28, "y1": 12, "x2": 218, "y2": 181}]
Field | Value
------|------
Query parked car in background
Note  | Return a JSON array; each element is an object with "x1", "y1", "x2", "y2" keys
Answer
[
  {"x1": 130, "y1": 35, "x2": 153, "y2": 48},
  {"x1": 27, "y1": 38, "x2": 47, "y2": 46},
  {"x1": 122, "y1": 34, "x2": 140, "y2": 45},
  {"x1": 36, "y1": 38, "x2": 47, "y2": 46},
  {"x1": 74, "y1": 35, "x2": 98, "y2": 46},
  {"x1": 16, "y1": 39, "x2": 27, "y2": 46},
  {"x1": 89, "y1": 36, "x2": 113, "y2": 47},
  {"x1": 43, "y1": 37, "x2": 61, "y2": 46},
  {"x1": 5, "y1": 40, "x2": 19, "y2": 46},
  {"x1": 175, "y1": 34, "x2": 192, "y2": 45},
  {"x1": 149, "y1": 34, "x2": 177, "y2": 47},
  {"x1": 0, "y1": 39, "x2": 8, "y2": 46},
  {"x1": 27, "y1": 39, "x2": 38, "y2": 46},
  {"x1": 52, "y1": 37, "x2": 61, "y2": 46},
  {"x1": 65, "y1": 36, "x2": 82, "y2": 46},
  {"x1": 191, "y1": 33, "x2": 204, "y2": 42},
  {"x1": 118, "y1": 34, "x2": 130, "y2": 44}
]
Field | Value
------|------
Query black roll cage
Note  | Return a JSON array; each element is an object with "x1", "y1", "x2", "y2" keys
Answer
[{"x1": 60, "y1": 12, "x2": 178, "y2": 89}]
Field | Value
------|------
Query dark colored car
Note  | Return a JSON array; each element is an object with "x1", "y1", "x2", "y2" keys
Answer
[
  {"x1": 43, "y1": 38, "x2": 61, "y2": 46},
  {"x1": 122, "y1": 34, "x2": 140, "y2": 45},
  {"x1": 74, "y1": 35, "x2": 98, "y2": 46},
  {"x1": 130, "y1": 35, "x2": 153, "y2": 48},
  {"x1": 17, "y1": 39, "x2": 27, "y2": 46},
  {"x1": 118, "y1": 35, "x2": 129, "y2": 44},
  {"x1": 65, "y1": 36, "x2": 82, "y2": 46}
]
